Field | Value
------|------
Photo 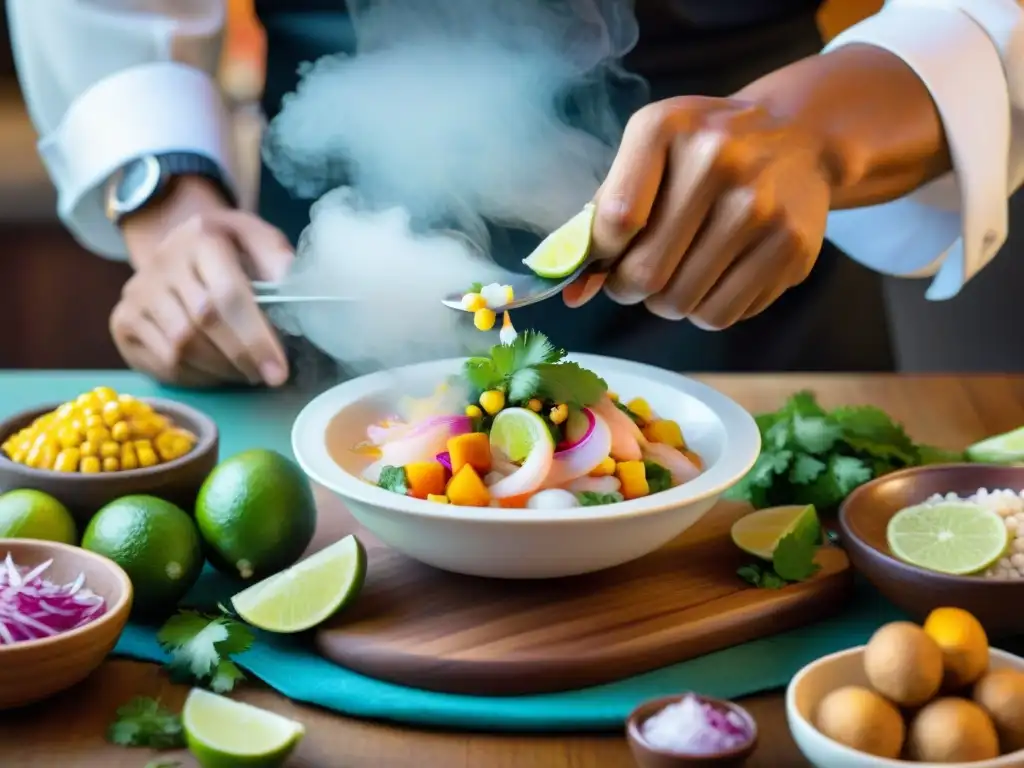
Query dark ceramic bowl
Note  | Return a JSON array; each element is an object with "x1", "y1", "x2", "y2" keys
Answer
[
  {"x1": 838, "y1": 463, "x2": 1024, "y2": 638},
  {"x1": 626, "y1": 694, "x2": 758, "y2": 767},
  {"x1": 0, "y1": 398, "x2": 218, "y2": 524}
]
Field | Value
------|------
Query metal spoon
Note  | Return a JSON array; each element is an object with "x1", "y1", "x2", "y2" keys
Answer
[
  {"x1": 251, "y1": 281, "x2": 357, "y2": 305},
  {"x1": 440, "y1": 255, "x2": 600, "y2": 312}
]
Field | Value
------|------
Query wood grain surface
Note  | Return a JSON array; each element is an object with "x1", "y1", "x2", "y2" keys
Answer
[
  {"x1": 314, "y1": 502, "x2": 852, "y2": 695},
  {"x1": 3, "y1": 375, "x2": 1024, "y2": 768}
]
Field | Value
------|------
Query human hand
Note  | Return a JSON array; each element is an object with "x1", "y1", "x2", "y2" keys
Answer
[
  {"x1": 564, "y1": 95, "x2": 832, "y2": 329},
  {"x1": 111, "y1": 182, "x2": 293, "y2": 387}
]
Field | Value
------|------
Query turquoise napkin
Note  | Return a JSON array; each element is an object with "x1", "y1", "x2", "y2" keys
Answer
[{"x1": 0, "y1": 372, "x2": 905, "y2": 731}]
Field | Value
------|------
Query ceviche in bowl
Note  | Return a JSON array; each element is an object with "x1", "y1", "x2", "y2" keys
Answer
[{"x1": 292, "y1": 332, "x2": 759, "y2": 578}]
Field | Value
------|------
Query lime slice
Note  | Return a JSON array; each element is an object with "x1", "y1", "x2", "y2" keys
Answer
[
  {"x1": 966, "y1": 426, "x2": 1024, "y2": 464},
  {"x1": 887, "y1": 501, "x2": 1009, "y2": 575},
  {"x1": 182, "y1": 688, "x2": 304, "y2": 768},
  {"x1": 230, "y1": 535, "x2": 366, "y2": 634},
  {"x1": 730, "y1": 504, "x2": 820, "y2": 560},
  {"x1": 488, "y1": 407, "x2": 554, "y2": 463},
  {"x1": 522, "y1": 203, "x2": 596, "y2": 279}
]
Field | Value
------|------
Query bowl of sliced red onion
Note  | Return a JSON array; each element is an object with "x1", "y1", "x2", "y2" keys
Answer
[
  {"x1": 627, "y1": 693, "x2": 758, "y2": 766},
  {"x1": 0, "y1": 538, "x2": 132, "y2": 710}
]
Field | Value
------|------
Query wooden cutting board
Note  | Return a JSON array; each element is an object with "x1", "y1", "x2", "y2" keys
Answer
[{"x1": 309, "y1": 490, "x2": 853, "y2": 696}]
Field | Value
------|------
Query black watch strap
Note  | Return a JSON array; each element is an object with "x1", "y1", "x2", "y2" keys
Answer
[{"x1": 106, "y1": 152, "x2": 237, "y2": 225}]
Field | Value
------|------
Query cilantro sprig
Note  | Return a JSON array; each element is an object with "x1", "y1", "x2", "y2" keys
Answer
[
  {"x1": 464, "y1": 331, "x2": 606, "y2": 407},
  {"x1": 576, "y1": 490, "x2": 624, "y2": 506},
  {"x1": 156, "y1": 610, "x2": 253, "y2": 693},
  {"x1": 726, "y1": 391, "x2": 962, "y2": 512},
  {"x1": 107, "y1": 697, "x2": 184, "y2": 750},
  {"x1": 737, "y1": 507, "x2": 823, "y2": 589},
  {"x1": 378, "y1": 465, "x2": 409, "y2": 495}
]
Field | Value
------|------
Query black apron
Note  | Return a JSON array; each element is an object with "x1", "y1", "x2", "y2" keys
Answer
[{"x1": 255, "y1": 0, "x2": 894, "y2": 381}]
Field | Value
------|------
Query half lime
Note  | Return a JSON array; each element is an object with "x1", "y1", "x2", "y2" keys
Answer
[
  {"x1": 522, "y1": 203, "x2": 596, "y2": 279},
  {"x1": 230, "y1": 535, "x2": 367, "y2": 634},
  {"x1": 886, "y1": 501, "x2": 1009, "y2": 575},
  {"x1": 730, "y1": 504, "x2": 820, "y2": 560},
  {"x1": 966, "y1": 426, "x2": 1024, "y2": 465},
  {"x1": 182, "y1": 688, "x2": 304, "y2": 768},
  {"x1": 489, "y1": 407, "x2": 554, "y2": 463}
]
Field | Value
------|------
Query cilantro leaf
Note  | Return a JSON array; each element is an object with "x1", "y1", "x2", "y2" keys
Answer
[
  {"x1": 468, "y1": 282, "x2": 483, "y2": 293},
  {"x1": 157, "y1": 611, "x2": 253, "y2": 691},
  {"x1": 535, "y1": 362, "x2": 607, "y2": 407},
  {"x1": 210, "y1": 658, "x2": 247, "y2": 694},
  {"x1": 377, "y1": 465, "x2": 409, "y2": 495},
  {"x1": 463, "y1": 357, "x2": 500, "y2": 392},
  {"x1": 576, "y1": 491, "x2": 624, "y2": 506},
  {"x1": 772, "y1": 531, "x2": 821, "y2": 582},
  {"x1": 791, "y1": 415, "x2": 842, "y2": 455},
  {"x1": 789, "y1": 453, "x2": 826, "y2": 485},
  {"x1": 507, "y1": 367, "x2": 541, "y2": 404},
  {"x1": 106, "y1": 697, "x2": 184, "y2": 749},
  {"x1": 643, "y1": 460, "x2": 672, "y2": 493},
  {"x1": 736, "y1": 563, "x2": 787, "y2": 589},
  {"x1": 782, "y1": 391, "x2": 827, "y2": 419}
]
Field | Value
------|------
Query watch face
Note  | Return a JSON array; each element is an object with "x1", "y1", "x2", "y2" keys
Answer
[{"x1": 113, "y1": 156, "x2": 162, "y2": 214}]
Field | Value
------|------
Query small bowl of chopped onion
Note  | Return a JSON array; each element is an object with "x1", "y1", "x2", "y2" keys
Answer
[
  {"x1": 626, "y1": 693, "x2": 758, "y2": 767},
  {"x1": 0, "y1": 538, "x2": 132, "y2": 710}
]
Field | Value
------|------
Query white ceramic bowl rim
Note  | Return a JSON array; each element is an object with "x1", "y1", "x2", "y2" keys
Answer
[
  {"x1": 292, "y1": 354, "x2": 760, "y2": 523},
  {"x1": 786, "y1": 645, "x2": 1024, "y2": 768}
]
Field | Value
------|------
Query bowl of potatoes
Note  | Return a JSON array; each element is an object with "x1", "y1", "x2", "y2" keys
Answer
[
  {"x1": 787, "y1": 607, "x2": 1024, "y2": 767},
  {"x1": 0, "y1": 387, "x2": 218, "y2": 522}
]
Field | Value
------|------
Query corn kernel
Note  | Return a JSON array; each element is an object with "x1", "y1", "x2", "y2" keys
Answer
[
  {"x1": 80, "y1": 456, "x2": 101, "y2": 473},
  {"x1": 137, "y1": 448, "x2": 159, "y2": 468},
  {"x1": 75, "y1": 393, "x2": 99, "y2": 410},
  {"x1": 84, "y1": 414, "x2": 103, "y2": 430},
  {"x1": 426, "y1": 494, "x2": 449, "y2": 504},
  {"x1": 473, "y1": 308, "x2": 496, "y2": 331},
  {"x1": 479, "y1": 390, "x2": 505, "y2": 415},
  {"x1": 464, "y1": 404, "x2": 483, "y2": 419},
  {"x1": 93, "y1": 386, "x2": 118, "y2": 403},
  {"x1": 99, "y1": 440, "x2": 121, "y2": 459},
  {"x1": 549, "y1": 403, "x2": 569, "y2": 425},
  {"x1": 502, "y1": 285, "x2": 515, "y2": 304},
  {"x1": 55, "y1": 403, "x2": 76, "y2": 420},
  {"x1": 79, "y1": 440, "x2": 98, "y2": 458},
  {"x1": 102, "y1": 456, "x2": 120, "y2": 472},
  {"x1": 134, "y1": 439, "x2": 153, "y2": 453},
  {"x1": 121, "y1": 443, "x2": 139, "y2": 470},
  {"x1": 460, "y1": 292, "x2": 487, "y2": 312},
  {"x1": 69, "y1": 418, "x2": 84, "y2": 434},
  {"x1": 57, "y1": 427, "x2": 82, "y2": 449},
  {"x1": 155, "y1": 432, "x2": 179, "y2": 461},
  {"x1": 131, "y1": 416, "x2": 166, "y2": 439},
  {"x1": 101, "y1": 401, "x2": 123, "y2": 426},
  {"x1": 626, "y1": 397, "x2": 654, "y2": 424},
  {"x1": 25, "y1": 444, "x2": 43, "y2": 468},
  {"x1": 86, "y1": 426, "x2": 111, "y2": 444},
  {"x1": 54, "y1": 448, "x2": 80, "y2": 472},
  {"x1": 110, "y1": 421, "x2": 131, "y2": 442},
  {"x1": 589, "y1": 456, "x2": 616, "y2": 477},
  {"x1": 527, "y1": 398, "x2": 543, "y2": 412},
  {"x1": 9, "y1": 449, "x2": 27, "y2": 463}
]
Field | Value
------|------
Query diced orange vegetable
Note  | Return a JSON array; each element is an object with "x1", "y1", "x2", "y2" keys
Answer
[
  {"x1": 498, "y1": 492, "x2": 532, "y2": 509},
  {"x1": 681, "y1": 448, "x2": 703, "y2": 471},
  {"x1": 446, "y1": 464, "x2": 492, "y2": 507},
  {"x1": 615, "y1": 460, "x2": 649, "y2": 500},
  {"x1": 589, "y1": 456, "x2": 616, "y2": 477},
  {"x1": 405, "y1": 461, "x2": 448, "y2": 499},
  {"x1": 642, "y1": 419, "x2": 686, "y2": 449},
  {"x1": 626, "y1": 397, "x2": 654, "y2": 424},
  {"x1": 447, "y1": 432, "x2": 492, "y2": 475}
]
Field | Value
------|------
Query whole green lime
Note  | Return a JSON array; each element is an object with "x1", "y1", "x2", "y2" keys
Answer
[
  {"x1": 0, "y1": 489, "x2": 77, "y2": 544},
  {"x1": 81, "y1": 495, "x2": 204, "y2": 616},
  {"x1": 195, "y1": 449, "x2": 316, "y2": 581}
]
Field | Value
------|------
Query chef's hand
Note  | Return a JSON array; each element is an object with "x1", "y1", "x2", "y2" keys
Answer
[
  {"x1": 110, "y1": 177, "x2": 293, "y2": 387},
  {"x1": 564, "y1": 95, "x2": 832, "y2": 329}
]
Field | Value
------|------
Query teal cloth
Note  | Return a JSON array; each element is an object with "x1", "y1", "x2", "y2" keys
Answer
[{"x1": 0, "y1": 372, "x2": 906, "y2": 731}]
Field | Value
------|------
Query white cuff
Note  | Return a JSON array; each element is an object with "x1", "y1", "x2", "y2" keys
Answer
[
  {"x1": 823, "y1": 1, "x2": 1011, "y2": 300},
  {"x1": 38, "y1": 62, "x2": 238, "y2": 260}
]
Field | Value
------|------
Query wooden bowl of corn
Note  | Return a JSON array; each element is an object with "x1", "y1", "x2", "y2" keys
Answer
[{"x1": 0, "y1": 387, "x2": 218, "y2": 523}]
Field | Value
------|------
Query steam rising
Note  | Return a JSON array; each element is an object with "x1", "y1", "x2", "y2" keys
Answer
[{"x1": 264, "y1": 0, "x2": 642, "y2": 372}]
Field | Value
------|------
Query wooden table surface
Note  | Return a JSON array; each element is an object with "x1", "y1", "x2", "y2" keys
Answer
[{"x1": 3, "y1": 374, "x2": 1024, "y2": 768}]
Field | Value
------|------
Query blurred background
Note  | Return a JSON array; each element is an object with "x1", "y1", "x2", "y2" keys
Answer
[{"x1": 0, "y1": 0, "x2": 1020, "y2": 372}]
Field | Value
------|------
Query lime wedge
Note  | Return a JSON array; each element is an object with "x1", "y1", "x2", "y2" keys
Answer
[
  {"x1": 966, "y1": 426, "x2": 1024, "y2": 464},
  {"x1": 230, "y1": 535, "x2": 366, "y2": 633},
  {"x1": 730, "y1": 504, "x2": 820, "y2": 560},
  {"x1": 488, "y1": 407, "x2": 554, "y2": 463},
  {"x1": 887, "y1": 501, "x2": 1009, "y2": 575},
  {"x1": 182, "y1": 688, "x2": 304, "y2": 768},
  {"x1": 522, "y1": 203, "x2": 596, "y2": 279}
]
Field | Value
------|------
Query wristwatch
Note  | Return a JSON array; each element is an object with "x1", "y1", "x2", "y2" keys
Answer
[{"x1": 104, "y1": 152, "x2": 235, "y2": 226}]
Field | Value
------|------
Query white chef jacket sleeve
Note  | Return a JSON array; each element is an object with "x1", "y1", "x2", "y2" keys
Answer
[
  {"x1": 822, "y1": 0, "x2": 1024, "y2": 300},
  {"x1": 6, "y1": 0, "x2": 236, "y2": 259}
]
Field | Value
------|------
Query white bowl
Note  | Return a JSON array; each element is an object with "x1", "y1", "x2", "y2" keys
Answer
[
  {"x1": 292, "y1": 354, "x2": 759, "y2": 578},
  {"x1": 787, "y1": 645, "x2": 1024, "y2": 768}
]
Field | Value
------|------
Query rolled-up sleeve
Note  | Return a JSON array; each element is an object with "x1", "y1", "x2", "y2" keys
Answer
[
  {"x1": 6, "y1": 0, "x2": 237, "y2": 259},
  {"x1": 823, "y1": 0, "x2": 1024, "y2": 300}
]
